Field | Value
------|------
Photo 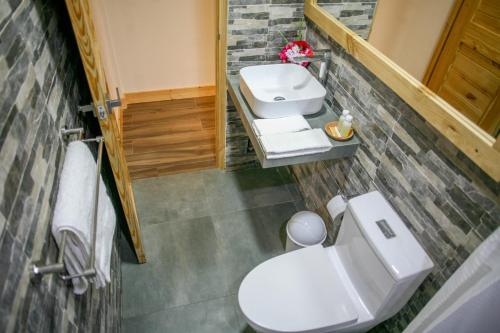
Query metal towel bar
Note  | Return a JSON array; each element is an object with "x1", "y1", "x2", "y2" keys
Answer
[{"x1": 30, "y1": 128, "x2": 104, "y2": 282}]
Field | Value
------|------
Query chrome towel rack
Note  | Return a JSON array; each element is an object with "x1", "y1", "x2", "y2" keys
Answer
[{"x1": 30, "y1": 127, "x2": 104, "y2": 282}]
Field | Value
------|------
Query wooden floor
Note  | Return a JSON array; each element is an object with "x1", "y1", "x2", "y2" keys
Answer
[{"x1": 123, "y1": 95, "x2": 216, "y2": 179}]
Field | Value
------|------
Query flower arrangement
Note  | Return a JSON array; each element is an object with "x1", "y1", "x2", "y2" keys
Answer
[{"x1": 278, "y1": 26, "x2": 314, "y2": 67}]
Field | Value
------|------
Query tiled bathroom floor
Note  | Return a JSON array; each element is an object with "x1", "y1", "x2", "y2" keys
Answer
[{"x1": 120, "y1": 167, "x2": 304, "y2": 333}]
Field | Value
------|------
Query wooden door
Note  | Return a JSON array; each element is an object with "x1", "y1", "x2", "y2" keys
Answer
[
  {"x1": 65, "y1": 0, "x2": 146, "y2": 263},
  {"x1": 426, "y1": 0, "x2": 500, "y2": 137}
]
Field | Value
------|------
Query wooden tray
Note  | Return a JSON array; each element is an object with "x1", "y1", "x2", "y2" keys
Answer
[{"x1": 324, "y1": 121, "x2": 354, "y2": 141}]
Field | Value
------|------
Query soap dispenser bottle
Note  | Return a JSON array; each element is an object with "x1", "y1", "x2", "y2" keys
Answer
[
  {"x1": 339, "y1": 115, "x2": 353, "y2": 137},
  {"x1": 339, "y1": 109, "x2": 350, "y2": 128}
]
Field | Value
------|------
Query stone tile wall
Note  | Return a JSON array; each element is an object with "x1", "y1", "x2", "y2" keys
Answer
[
  {"x1": 0, "y1": 1, "x2": 121, "y2": 332},
  {"x1": 317, "y1": 0, "x2": 378, "y2": 39},
  {"x1": 226, "y1": 0, "x2": 306, "y2": 76},
  {"x1": 225, "y1": 0, "x2": 306, "y2": 170},
  {"x1": 289, "y1": 20, "x2": 500, "y2": 332}
]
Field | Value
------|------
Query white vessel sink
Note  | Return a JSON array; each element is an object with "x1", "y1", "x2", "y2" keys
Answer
[{"x1": 239, "y1": 64, "x2": 326, "y2": 119}]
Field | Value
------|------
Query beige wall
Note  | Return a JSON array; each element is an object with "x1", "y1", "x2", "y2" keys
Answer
[
  {"x1": 368, "y1": 0, "x2": 454, "y2": 81},
  {"x1": 92, "y1": 0, "x2": 216, "y2": 94}
]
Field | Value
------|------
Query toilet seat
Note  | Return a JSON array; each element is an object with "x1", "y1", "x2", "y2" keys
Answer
[{"x1": 238, "y1": 245, "x2": 359, "y2": 333}]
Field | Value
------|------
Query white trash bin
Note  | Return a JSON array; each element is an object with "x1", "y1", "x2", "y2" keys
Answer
[{"x1": 285, "y1": 211, "x2": 327, "y2": 252}]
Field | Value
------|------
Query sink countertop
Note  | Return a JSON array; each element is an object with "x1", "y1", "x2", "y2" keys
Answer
[{"x1": 227, "y1": 75, "x2": 360, "y2": 168}]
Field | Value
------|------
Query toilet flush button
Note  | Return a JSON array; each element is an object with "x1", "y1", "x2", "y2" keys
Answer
[{"x1": 375, "y1": 219, "x2": 396, "y2": 239}]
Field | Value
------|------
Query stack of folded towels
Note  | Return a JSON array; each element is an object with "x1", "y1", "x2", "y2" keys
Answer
[
  {"x1": 52, "y1": 141, "x2": 116, "y2": 294},
  {"x1": 252, "y1": 116, "x2": 332, "y2": 159}
]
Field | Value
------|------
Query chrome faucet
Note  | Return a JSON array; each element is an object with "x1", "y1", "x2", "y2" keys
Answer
[{"x1": 291, "y1": 50, "x2": 331, "y2": 85}]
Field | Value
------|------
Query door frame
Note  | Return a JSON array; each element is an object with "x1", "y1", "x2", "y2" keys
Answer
[
  {"x1": 422, "y1": 0, "x2": 466, "y2": 86},
  {"x1": 216, "y1": 0, "x2": 228, "y2": 169}
]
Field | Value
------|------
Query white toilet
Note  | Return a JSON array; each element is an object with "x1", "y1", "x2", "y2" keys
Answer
[{"x1": 238, "y1": 191, "x2": 434, "y2": 333}]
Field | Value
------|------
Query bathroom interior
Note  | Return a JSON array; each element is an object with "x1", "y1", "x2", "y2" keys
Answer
[{"x1": 1, "y1": 0, "x2": 500, "y2": 332}]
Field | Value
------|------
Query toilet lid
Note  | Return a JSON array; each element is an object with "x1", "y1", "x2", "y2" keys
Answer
[{"x1": 238, "y1": 245, "x2": 358, "y2": 333}]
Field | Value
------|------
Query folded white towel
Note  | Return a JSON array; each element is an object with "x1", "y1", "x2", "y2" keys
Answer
[
  {"x1": 265, "y1": 147, "x2": 333, "y2": 159},
  {"x1": 52, "y1": 141, "x2": 116, "y2": 294},
  {"x1": 252, "y1": 116, "x2": 311, "y2": 136},
  {"x1": 259, "y1": 128, "x2": 333, "y2": 159}
]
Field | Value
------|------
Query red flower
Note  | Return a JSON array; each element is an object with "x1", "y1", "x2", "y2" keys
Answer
[{"x1": 278, "y1": 40, "x2": 314, "y2": 67}]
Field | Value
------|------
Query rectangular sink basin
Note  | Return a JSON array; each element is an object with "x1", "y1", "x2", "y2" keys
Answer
[{"x1": 239, "y1": 64, "x2": 326, "y2": 119}]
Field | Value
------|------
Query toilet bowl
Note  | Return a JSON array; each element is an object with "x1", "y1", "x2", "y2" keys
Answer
[{"x1": 238, "y1": 191, "x2": 434, "y2": 333}]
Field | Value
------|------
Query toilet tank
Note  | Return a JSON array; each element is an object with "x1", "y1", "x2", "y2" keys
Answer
[{"x1": 335, "y1": 191, "x2": 434, "y2": 321}]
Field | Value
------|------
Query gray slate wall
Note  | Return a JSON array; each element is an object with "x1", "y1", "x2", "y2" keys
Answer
[
  {"x1": 317, "y1": 0, "x2": 378, "y2": 39},
  {"x1": 0, "y1": 1, "x2": 121, "y2": 332},
  {"x1": 290, "y1": 20, "x2": 500, "y2": 332},
  {"x1": 225, "y1": 0, "x2": 306, "y2": 170}
]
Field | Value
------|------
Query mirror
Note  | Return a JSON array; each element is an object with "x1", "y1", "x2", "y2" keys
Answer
[
  {"x1": 317, "y1": 0, "x2": 499, "y2": 138},
  {"x1": 317, "y1": 0, "x2": 378, "y2": 40},
  {"x1": 308, "y1": 0, "x2": 500, "y2": 181}
]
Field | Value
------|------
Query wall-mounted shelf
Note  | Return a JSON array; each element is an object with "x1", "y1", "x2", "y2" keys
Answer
[{"x1": 227, "y1": 75, "x2": 360, "y2": 168}]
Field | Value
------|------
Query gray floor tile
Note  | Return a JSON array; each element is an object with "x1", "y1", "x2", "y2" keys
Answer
[
  {"x1": 122, "y1": 216, "x2": 228, "y2": 318},
  {"x1": 277, "y1": 167, "x2": 304, "y2": 202},
  {"x1": 213, "y1": 202, "x2": 296, "y2": 294},
  {"x1": 123, "y1": 168, "x2": 304, "y2": 330},
  {"x1": 122, "y1": 295, "x2": 248, "y2": 333},
  {"x1": 202, "y1": 168, "x2": 297, "y2": 215},
  {"x1": 132, "y1": 171, "x2": 210, "y2": 225}
]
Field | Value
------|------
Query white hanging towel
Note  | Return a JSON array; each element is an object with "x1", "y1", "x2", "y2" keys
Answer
[
  {"x1": 404, "y1": 227, "x2": 500, "y2": 333},
  {"x1": 259, "y1": 128, "x2": 332, "y2": 159},
  {"x1": 51, "y1": 141, "x2": 116, "y2": 294},
  {"x1": 252, "y1": 116, "x2": 311, "y2": 136}
]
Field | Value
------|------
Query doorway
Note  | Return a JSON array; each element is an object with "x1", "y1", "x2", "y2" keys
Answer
[
  {"x1": 91, "y1": 0, "x2": 225, "y2": 179},
  {"x1": 66, "y1": 0, "x2": 228, "y2": 261}
]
